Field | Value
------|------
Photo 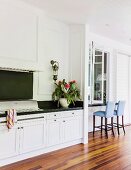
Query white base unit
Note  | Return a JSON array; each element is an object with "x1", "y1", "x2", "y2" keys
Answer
[
  {"x1": 46, "y1": 119, "x2": 61, "y2": 147},
  {"x1": 61, "y1": 116, "x2": 83, "y2": 143},
  {"x1": 0, "y1": 125, "x2": 19, "y2": 160},
  {"x1": 0, "y1": 110, "x2": 83, "y2": 167},
  {"x1": 19, "y1": 119, "x2": 46, "y2": 154}
]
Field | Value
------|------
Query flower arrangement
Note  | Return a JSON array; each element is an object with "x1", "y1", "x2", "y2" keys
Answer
[{"x1": 52, "y1": 79, "x2": 81, "y2": 106}]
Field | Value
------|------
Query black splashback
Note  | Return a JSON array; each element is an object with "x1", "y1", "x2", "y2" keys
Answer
[{"x1": 0, "y1": 70, "x2": 33, "y2": 100}]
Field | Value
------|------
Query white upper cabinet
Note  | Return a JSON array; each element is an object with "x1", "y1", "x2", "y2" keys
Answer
[{"x1": 0, "y1": 1, "x2": 38, "y2": 68}]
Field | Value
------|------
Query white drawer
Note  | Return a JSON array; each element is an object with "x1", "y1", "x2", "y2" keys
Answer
[
  {"x1": 18, "y1": 118, "x2": 44, "y2": 126},
  {"x1": 61, "y1": 110, "x2": 83, "y2": 118},
  {"x1": 18, "y1": 113, "x2": 46, "y2": 121},
  {"x1": 46, "y1": 112, "x2": 61, "y2": 119}
]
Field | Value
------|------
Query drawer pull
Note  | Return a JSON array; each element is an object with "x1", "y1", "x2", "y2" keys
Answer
[
  {"x1": 54, "y1": 114, "x2": 56, "y2": 116},
  {"x1": 63, "y1": 120, "x2": 65, "y2": 122},
  {"x1": 72, "y1": 113, "x2": 74, "y2": 115},
  {"x1": 54, "y1": 120, "x2": 56, "y2": 121}
]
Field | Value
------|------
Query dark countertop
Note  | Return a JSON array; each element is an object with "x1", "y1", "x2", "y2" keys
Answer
[
  {"x1": 0, "y1": 101, "x2": 107, "y2": 118},
  {"x1": 0, "y1": 101, "x2": 83, "y2": 118},
  {"x1": 88, "y1": 104, "x2": 106, "y2": 107},
  {"x1": 18, "y1": 107, "x2": 83, "y2": 116}
]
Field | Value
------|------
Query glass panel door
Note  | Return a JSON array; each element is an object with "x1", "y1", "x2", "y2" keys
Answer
[
  {"x1": 88, "y1": 41, "x2": 108, "y2": 104},
  {"x1": 92, "y1": 49, "x2": 104, "y2": 104}
]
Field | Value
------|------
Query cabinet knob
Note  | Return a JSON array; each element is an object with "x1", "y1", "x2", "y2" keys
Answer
[
  {"x1": 21, "y1": 127, "x2": 24, "y2": 129},
  {"x1": 72, "y1": 112, "x2": 74, "y2": 115},
  {"x1": 54, "y1": 114, "x2": 56, "y2": 116},
  {"x1": 54, "y1": 120, "x2": 56, "y2": 121},
  {"x1": 18, "y1": 127, "x2": 20, "y2": 129},
  {"x1": 63, "y1": 120, "x2": 65, "y2": 122}
]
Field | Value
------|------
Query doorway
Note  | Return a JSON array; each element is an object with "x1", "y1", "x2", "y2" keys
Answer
[{"x1": 116, "y1": 52, "x2": 130, "y2": 124}]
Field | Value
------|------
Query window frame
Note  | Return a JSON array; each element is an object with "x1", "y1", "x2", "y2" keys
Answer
[{"x1": 88, "y1": 42, "x2": 109, "y2": 105}]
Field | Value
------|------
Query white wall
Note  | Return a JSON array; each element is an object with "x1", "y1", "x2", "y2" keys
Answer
[
  {"x1": 36, "y1": 16, "x2": 69, "y2": 100},
  {"x1": 69, "y1": 25, "x2": 86, "y2": 98},
  {"x1": 0, "y1": 0, "x2": 70, "y2": 101}
]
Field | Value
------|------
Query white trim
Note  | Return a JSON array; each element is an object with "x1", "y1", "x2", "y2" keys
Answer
[
  {"x1": 89, "y1": 43, "x2": 109, "y2": 104},
  {"x1": 83, "y1": 24, "x2": 89, "y2": 144},
  {"x1": 106, "y1": 52, "x2": 110, "y2": 101}
]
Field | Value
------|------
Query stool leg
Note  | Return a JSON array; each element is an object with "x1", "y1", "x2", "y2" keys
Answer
[
  {"x1": 105, "y1": 118, "x2": 108, "y2": 138},
  {"x1": 93, "y1": 115, "x2": 95, "y2": 137},
  {"x1": 111, "y1": 117, "x2": 115, "y2": 136},
  {"x1": 122, "y1": 115, "x2": 125, "y2": 135},
  {"x1": 117, "y1": 116, "x2": 120, "y2": 135},
  {"x1": 101, "y1": 117, "x2": 103, "y2": 135}
]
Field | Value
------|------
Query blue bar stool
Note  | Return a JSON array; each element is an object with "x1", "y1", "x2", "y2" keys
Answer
[
  {"x1": 114, "y1": 101, "x2": 126, "y2": 135},
  {"x1": 93, "y1": 101, "x2": 116, "y2": 138}
]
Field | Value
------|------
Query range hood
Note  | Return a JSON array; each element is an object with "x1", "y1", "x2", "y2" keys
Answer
[{"x1": 0, "y1": 66, "x2": 39, "y2": 73}]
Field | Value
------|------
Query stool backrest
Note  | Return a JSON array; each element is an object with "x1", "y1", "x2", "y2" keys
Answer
[
  {"x1": 117, "y1": 101, "x2": 125, "y2": 116},
  {"x1": 106, "y1": 101, "x2": 115, "y2": 118}
]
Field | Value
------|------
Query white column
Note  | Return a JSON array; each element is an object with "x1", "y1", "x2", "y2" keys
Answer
[{"x1": 83, "y1": 24, "x2": 90, "y2": 144}]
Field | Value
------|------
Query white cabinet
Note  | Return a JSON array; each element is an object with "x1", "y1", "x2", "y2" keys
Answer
[
  {"x1": 46, "y1": 119, "x2": 61, "y2": 147},
  {"x1": 62, "y1": 115, "x2": 83, "y2": 143},
  {"x1": 0, "y1": 118, "x2": 45, "y2": 161},
  {"x1": 61, "y1": 117, "x2": 75, "y2": 143},
  {"x1": 0, "y1": 2, "x2": 37, "y2": 66},
  {"x1": 19, "y1": 119, "x2": 45, "y2": 154},
  {"x1": 46, "y1": 110, "x2": 83, "y2": 147},
  {"x1": 0, "y1": 125, "x2": 19, "y2": 159},
  {"x1": 0, "y1": 110, "x2": 83, "y2": 166}
]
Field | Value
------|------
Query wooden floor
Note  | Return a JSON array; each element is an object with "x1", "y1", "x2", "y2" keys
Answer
[{"x1": 1, "y1": 126, "x2": 131, "y2": 170}]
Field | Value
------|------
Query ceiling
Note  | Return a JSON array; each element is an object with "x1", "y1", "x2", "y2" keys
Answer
[{"x1": 21, "y1": 0, "x2": 131, "y2": 46}]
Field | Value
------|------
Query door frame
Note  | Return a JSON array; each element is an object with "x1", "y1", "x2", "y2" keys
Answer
[{"x1": 116, "y1": 51, "x2": 131, "y2": 124}]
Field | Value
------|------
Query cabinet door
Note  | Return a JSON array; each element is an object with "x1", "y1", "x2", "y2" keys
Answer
[
  {"x1": 46, "y1": 119, "x2": 61, "y2": 147},
  {"x1": 20, "y1": 120, "x2": 45, "y2": 154},
  {"x1": 0, "y1": 4, "x2": 37, "y2": 64},
  {"x1": 0, "y1": 126, "x2": 19, "y2": 159},
  {"x1": 74, "y1": 116, "x2": 83, "y2": 139},
  {"x1": 62, "y1": 116, "x2": 83, "y2": 143}
]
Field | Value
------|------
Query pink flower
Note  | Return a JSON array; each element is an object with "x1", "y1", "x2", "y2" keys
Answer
[
  {"x1": 70, "y1": 80, "x2": 76, "y2": 84},
  {"x1": 65, "y1": 83, "x2": 70, "y2": 89},
  {"x1": 72, "y1": 80, "x2": 76, "y2": 83}
]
